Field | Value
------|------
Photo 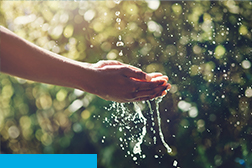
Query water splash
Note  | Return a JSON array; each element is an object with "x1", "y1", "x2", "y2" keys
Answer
[
  {"x1": 104, "y1": 96, "x2": 172, "y2": 160},
  {"x1": 132, "y1": 102, "x2": 147, "y2": 155},
  {"x1": 147, "y1": 97, "x2": 172, "y2": 153}
]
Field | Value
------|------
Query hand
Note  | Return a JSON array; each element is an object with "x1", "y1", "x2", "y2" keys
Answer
[{"x1": 82, "y1": 60, "x2": 171, "y2": 103}]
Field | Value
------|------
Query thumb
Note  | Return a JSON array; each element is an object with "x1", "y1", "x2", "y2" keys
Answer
[{"x1": 124, "y1": 68, "x2": 151, "y2": 81}]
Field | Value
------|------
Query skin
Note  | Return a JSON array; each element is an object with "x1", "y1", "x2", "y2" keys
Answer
[{"x1": 0, "y1": 26, "x2": 171, "y2": 103}]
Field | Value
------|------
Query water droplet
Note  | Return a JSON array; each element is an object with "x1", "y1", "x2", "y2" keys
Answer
[
  {"x1": 116, "y1": 41, "x2": 124, "y2": 47},
  {"x1": 116, "y1": 18, "x2": 121, "y2": 23},
  {"x1": 113, "y1": 0, "x2": 122, "y2": 4},
  {"x1": 119, "y1": 50, "x2": 123, "y2": 56},
  {"x1": 153, "y1": 136, "x2": 156, "y2": 144},
  {"x1": 173, "y1": 160, "x2": 178, "y2": 167},
  {"x1": 115, "y1": 11, "x2": 120, "y2": 16}
]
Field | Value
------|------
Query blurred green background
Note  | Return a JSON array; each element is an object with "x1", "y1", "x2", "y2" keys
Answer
[{"x1": 0, "y1": 1, "x2": 252, "y2": 167}]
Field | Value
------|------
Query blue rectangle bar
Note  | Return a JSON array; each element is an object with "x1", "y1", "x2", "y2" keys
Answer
[{"x1": 0, "y1": 154, "x2": 97, "y2": 168}]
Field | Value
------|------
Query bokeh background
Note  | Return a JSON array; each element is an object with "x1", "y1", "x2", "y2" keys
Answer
[{"x1": 0, "y1": 1, "x2": 252, "y2": 168}]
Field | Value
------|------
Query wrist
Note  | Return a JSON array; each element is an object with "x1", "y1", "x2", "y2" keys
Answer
[{"x1": 73, "y1": 62, "x2": 97, "y2": 93}]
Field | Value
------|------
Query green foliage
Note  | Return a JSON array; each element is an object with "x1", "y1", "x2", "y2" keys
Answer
[{"x1": 1, "y1": 1, "x2": 252, "y2": 168}]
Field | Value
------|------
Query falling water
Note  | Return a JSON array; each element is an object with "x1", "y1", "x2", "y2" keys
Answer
[
  {"x1": 103, "y1": 0, "x2": 173, "y2": 163},
  {"x1": 116, "y1": 35, "x2": 124, "y2": 47},
  {"x1": 132, "y1": 102, "x2": 147, "y2": 155},
  {"x1": 147, "y1": 97, "x2": 172, "y2": 153},
  {"x1": 115, "y1": 10, "x2": 124, "y2": 56},
  {"x1": 104, "y1": 96, "x2": 172, "y2": 161}
]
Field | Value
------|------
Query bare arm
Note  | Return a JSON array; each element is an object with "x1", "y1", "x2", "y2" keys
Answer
[
  {"x1": 0, "y1": 26, "x2": 170, "y2": 102},
  {"x1": 0, "y1": 26, "x2": 90, "y2": 89}
]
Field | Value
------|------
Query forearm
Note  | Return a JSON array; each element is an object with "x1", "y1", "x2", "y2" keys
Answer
[{"x1": 0, "y1": 26, "x2": 89, "y2": 90}]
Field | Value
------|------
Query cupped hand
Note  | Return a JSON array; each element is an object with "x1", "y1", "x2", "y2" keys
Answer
[{"x1": 84, "y1": 60, "x2": 171, "y2": 103}]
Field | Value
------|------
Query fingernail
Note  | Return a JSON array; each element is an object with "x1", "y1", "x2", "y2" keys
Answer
[
  {"x1": 145, "y1": 74, "x2": 151, "y2": 82},
  {"x1": 162, "y1": 80, "x2": 167, "y2": 85},
  {"x1": 166, "y1": 84, "x2": 171, "y2": 90},
  {"x1": 161, "y1": 90, "x2": 167, "y2": 96}
]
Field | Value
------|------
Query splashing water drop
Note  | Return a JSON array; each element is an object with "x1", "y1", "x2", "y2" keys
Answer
[
  {"x1": 119, "y1": 50, "x2": 123, "y2": 56},
  {"x1": 115, "y1": 11, "x2": 120, "y2": 16},
  {"x1": 153, "y1": 136, "x2": 156, "y2": 144},
  {"x1": 116, "y1": 35, "x2": 124, "y2": 46},
  {"x1": 173, "y1": 160, "x2": 178, "y2": 167},
  {"x1": 116, "y1": 41, "x2": 124, "y2": 47},
  {"x1": 114, "y1": 0, "x2": 122, "y2": 4},
  {"x1": 116, "y1": 18, "x2": 121, "y2": 23}
]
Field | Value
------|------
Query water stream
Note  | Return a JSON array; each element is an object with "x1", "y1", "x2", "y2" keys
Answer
[
  {"x1": 103, "y1": 0, "x2": 174, "y2": 164},
  {"x1": 147, "y1": 97, "x2": 172, "y2": 153},
  {"x1": 104, "y1": 96, "x2": 172, "y2": 161}
]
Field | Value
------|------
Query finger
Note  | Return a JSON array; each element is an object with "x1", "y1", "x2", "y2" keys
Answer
[
  {"x1": 131, "y1": 87, "x2": 169, "y2": 102},
  {"x1": 166, "y1": 83, "x2": 172, "y2": 90},
  {"x1": 127, "y1": 65, "x2": 142, "y2": 71},
  {"x1": 161, "y1": 90, "x2": 168, "y2": 96},
  {"x1": 124, "y1": 68, "x2": 151, "y2": 81},
  {"x1": 148, "y1": 72, "x2": 163, "y2": 78},
  {"x1": 151, "y1": 76, "x2": 168, "y2": 85},
  {"x1": 133, "y1": 84, "x2": 169, "y2": 98},
  {"x1": 134, "y1": 96, "x2": 153, "y2": 102},
  {"x1": 151, "y1": 75, "x2": 168, "y2": 81},
  {"x1": 133, "y1": 79, "x2": 167, "y2": 91},
  {"x1": 135, "y1": 88, "x2": 168, "y2": 102}
]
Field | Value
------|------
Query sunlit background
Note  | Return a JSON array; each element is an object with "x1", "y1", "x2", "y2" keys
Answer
[{"x1": 0, "y1": 1, "x2": 252, "y2": 168}]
